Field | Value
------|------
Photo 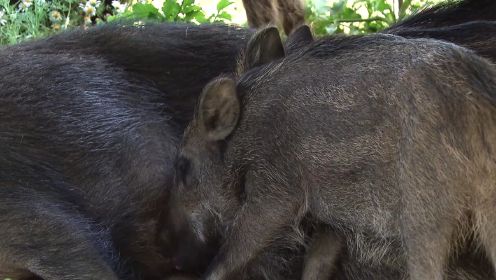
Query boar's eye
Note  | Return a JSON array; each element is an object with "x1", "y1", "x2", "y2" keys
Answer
[{"x1": 175, "y1": 156, "x2": 191, "y2": 186}]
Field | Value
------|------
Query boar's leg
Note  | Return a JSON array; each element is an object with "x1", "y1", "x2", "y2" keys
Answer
[
  {"x1": 474, "y1": 192, "x2": 496, "y2": 269},
  {"x1": 203, "y1": 172, "x2": 304, "y2": 280},
  {"x1": 0, "y1": 187, "x2": 119, "y2": 280},
  {"x1": 242, "y1": 0, "x2": 277, "y2": 30},
  {"x1": 404, "y1": 225, "x2": 453, "y2": 280},
  {"x1": 301, "y1": 227, "x2": 342, "y2": 280},
  {"x1": 242, "y1": 0, "x2": 305, "y2": 35},
  {"x1": 274, "y1": 0, "x2": 305, "y2": 35},
  {"x1": 402, "y1": 193, "x2": 458, "y2": 280}
]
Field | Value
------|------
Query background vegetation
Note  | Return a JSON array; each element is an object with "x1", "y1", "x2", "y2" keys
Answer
[
  {"x1": 0, "y1": 0, "x2": 441, "y2": 44},
  {"x1": 307, "y1": 0, "x2": 439, "y2": 35}
]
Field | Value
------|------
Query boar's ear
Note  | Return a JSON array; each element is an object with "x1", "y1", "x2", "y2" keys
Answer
[
  {"x1": 285, "y1": 25, "x2": 313, "y2": 54},
  {"x1": 198, "y1": 77, "x2": 240, "y2": 141},
  {"x1": 244, "y1": 26, "x2": 285, "y2": 70}
]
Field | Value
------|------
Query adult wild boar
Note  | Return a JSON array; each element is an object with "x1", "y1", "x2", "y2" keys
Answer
[
  {"x1": 0, "y1": 23, "x2": 250, "y2": 280},
  {"x1": 168, "y1": 26, "x2": 496, "y2": 280}
]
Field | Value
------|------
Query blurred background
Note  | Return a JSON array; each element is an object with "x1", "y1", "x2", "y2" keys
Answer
[{"x1": 0, "y1": 0, "x2": 442, "y2": 45}]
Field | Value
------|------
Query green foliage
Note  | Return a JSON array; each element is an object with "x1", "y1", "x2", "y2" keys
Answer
[
  {"x1": 0, "y1": 0, "x2": 51, "y2": 44},
  {"x1": 306, "y1": 0, "x2": 438, "y2": 36},
  {"x1": 0, "y1": 0, "x2": 234, "y2": 44},
  {"x1": 0, "y1": 0, "x2": 120, "y2": 44},
  {"x1": 108, "y1": 0, "x2": 234, "y2": 24},
  {"x1": 0, "y1": 0, "x2": 443, "y2": 45}
]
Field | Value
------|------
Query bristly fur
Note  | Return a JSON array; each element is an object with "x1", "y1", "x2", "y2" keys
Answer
[
  {"x1": 0, "y1": 22, "x2": 250, "y2": 279},
  {"x1": 386, "y1": 0, "x2": 496, "y2": 30},
  {"x1": 384, "y1": 0, "x2": 496, "y2": 63},
  {"x1": 169, "y1": 19, "x2": 496, "y2": 280}
]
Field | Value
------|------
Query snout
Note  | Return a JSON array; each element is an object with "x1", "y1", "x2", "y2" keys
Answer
[
  {"x1": 171, "y1": 234, "x2": 218, "y2": 273},
  {"x1": 161, "y1": 206, "x2": 220, "y2": 274}
]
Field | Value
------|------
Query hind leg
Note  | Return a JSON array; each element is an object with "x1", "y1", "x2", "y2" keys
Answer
[{"x1": 0, "y1": 188, "x2": 119, "y2": 280}]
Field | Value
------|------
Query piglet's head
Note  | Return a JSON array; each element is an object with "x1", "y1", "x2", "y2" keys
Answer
[{"x1": 164, "y1": 26, "x2": 286, "y2": 274}]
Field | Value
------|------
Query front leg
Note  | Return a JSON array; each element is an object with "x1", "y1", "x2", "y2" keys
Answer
[
  {"x1": 302, "y1": 226, "x2": 342, "y2": 280},
  {"x1": 204, "y1": 174, "x2": 304, "y2": 280}
]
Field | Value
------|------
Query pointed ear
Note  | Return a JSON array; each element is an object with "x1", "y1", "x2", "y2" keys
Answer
[
  {"x1": 198, "y1": 78, "x2": 240, "y2": 141},
  {"x1": 244, "y1": 26, "x2": 285, "y2": 70},
  {"x1": 285, "y1": 25, "x2": 314, "y2": 54}
]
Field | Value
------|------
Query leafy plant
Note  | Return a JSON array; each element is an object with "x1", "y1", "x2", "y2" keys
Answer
[
  {"x1": 0, "y1": 0, "x2": 118, "y2": 44},
  {"x1": 306, "y1": 0, "x2": 438, "y2": 36},
  {"x1": 109, "y1": 0, "x2": 234, "y2": 24},
  {"x1": 0, "y1": 0, "x2": 235, "y2": 45},
  {"x1": 0, "y1": 0, "x2": 441, "y2": 45},
  {"x1": 0, "y1": 0, "x2": 52, "y2": 44}
]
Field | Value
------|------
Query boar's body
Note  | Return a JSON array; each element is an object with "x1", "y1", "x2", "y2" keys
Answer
[
  {"x1": 26, "y1": 23, "x2": 252, "y2": 127},
  {"x1": 385, "y1": 0, "x2": 496, "y2": 30},
  {"x1": 386, "y1": 21, "x2": 496, "y2": 63},
  {"x1": 382, "y1": 0, "x2": 496, "y2": 63},
  {"x1": 174, "y1": 33, "x2": 496, "y2": 280},
  {"x1": 0, "y1": 23, "x2": 250, "y2": 279},
  {"x1": 235, "y1": 35, "x2": 496, "y2": 279}
]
